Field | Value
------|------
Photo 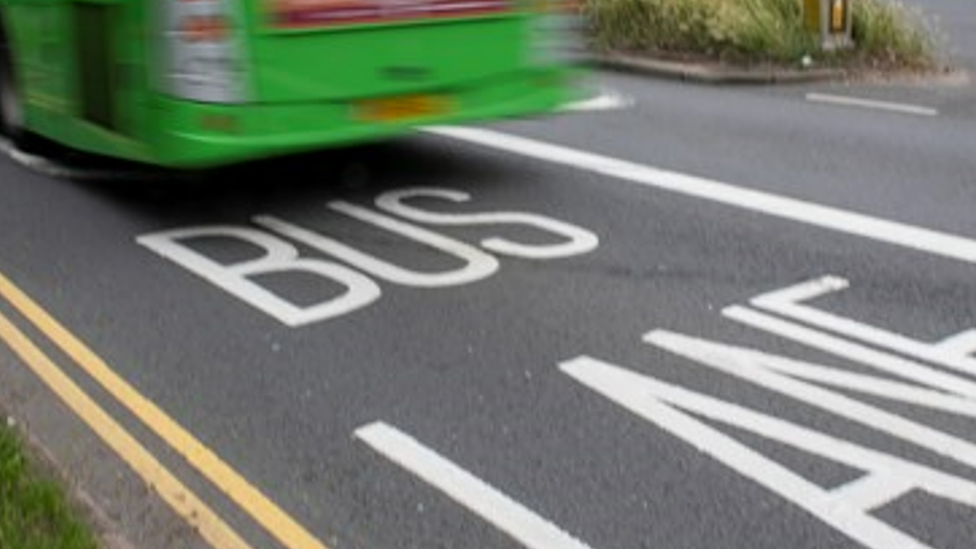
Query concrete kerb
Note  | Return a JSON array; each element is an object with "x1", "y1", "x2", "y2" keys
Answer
[{"x1": 592, "y1": 52, "x2": 847, "y2": 85}]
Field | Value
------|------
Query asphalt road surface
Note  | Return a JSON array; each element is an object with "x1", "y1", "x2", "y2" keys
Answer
[{"x1": 1, "y1": 9, "x2": 975, "y2": 549}]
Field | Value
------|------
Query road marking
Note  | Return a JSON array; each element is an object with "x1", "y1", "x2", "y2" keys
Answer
[
  {"x1": 356, "y1": 422, "x2": 594, "y2": 549},
  {"x1": 426, "y1": 127, "x2": 976, "y2": 263},
  {"x1": 828, "y1": 474, "x2": 916, "y2": 512},
  {"x1": 561, "y1": 89, "x2": 633, "y2": 113},
  {"x1": 0, "y1": 138, "x2": 85, "y2": 178},
  {"x1": 0, "y1": 269, "x2": 333, "y2": 549},
  {"x1": 139, "y1": 226, "x2": 385, "y2": 327},
  {"x1": 723, "y1": 305, "x2": 976, "y2": 398},
  {"x1": 560, "y1": 276, "x2": 976, "y2": 549},
  {"x1": 748, "y1": 275, "x2": 976, "y2": 375},
  {"x1": 255, "y1": 199, "x2": 501, "y2": 287},
  {"x1": 374, "y1": 187, "x2": 600, "y2": 259},
  {"x1": 0, "y1": 307, "x2": 254, "y2": 549},
  {"x1": 0, "y1": 138, "x2": 139, "y2": 181},
  {"x1": 656, "y1": 327, "x2": 976, "y2": 419},
  {"x1": 141, "y1": 187, "x2": 599, "y2": 326},
  {"x1": 646, "y1": 328, "x2": 976, "y2": 470},
  {"x1": 805, "y1": 93, "x2": 938, "y2": 117},
  {"x1": 560, "y1": 355, "x2": 972, "y2": 549}
]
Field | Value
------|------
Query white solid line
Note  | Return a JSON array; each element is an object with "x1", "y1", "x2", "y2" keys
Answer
[
  {"x1": 355, "y1": 422, "x2": 594, "y2": 549},
  {"x1": 805, "y1": 93, "x2": 938, "y2": 117},
  {"x1": 425, "y1": 126, "x2": 976, "y2": 264}
]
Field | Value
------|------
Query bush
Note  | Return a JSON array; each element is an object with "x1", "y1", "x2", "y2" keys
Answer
[
  {"x1": 851, "y1": 0, "x2": 937, "y2": 69},
  {"x1": 585, "y1": 0, "x2": 938, "y2": 69}
]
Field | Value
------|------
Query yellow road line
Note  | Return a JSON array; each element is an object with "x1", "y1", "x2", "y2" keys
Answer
[
  {"x1": 0, "y1": 309, "x2": 254, "y2": 549},
  {"x1": 0, "y1": 269, "x2": 332, "y2": 549}
]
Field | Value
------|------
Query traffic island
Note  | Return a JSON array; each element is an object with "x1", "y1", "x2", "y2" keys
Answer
[{"x1": 582, "y1": 0, "x2": 948, "y2": 84}]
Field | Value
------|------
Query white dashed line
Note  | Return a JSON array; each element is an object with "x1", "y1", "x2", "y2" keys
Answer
[
  {"x1": 561, "y1": 89, "x2": 633, "y2": 112},
  {"x1": 805, "y1": 93, "x2": 938, "y2": 117},
  {"x1": 356, "y1": 422, "x2": 595, "y2": 549}
]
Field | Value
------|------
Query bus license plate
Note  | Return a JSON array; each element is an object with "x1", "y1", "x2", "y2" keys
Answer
[{"x1": 355, "y1": 94, "x2": 453, "y2": 123}]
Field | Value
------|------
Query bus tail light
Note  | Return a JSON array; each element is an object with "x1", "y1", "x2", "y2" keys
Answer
[{"x1": 160, "y1": 0, "x2": 248, "y2": 103}]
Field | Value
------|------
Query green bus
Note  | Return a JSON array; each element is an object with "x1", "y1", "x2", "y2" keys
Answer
[{"x1": 0, "y1": 0, "x2": 583, "y2": 168}]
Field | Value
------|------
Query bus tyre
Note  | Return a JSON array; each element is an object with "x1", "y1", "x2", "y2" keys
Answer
[{"x1": 0, "y1": 33, "x2": 26, "y2": 145}]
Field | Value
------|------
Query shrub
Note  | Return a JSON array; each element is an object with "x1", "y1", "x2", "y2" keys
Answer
[
  {"x1": 850, "y1": 0, "x2": 937, "y2": 69},
  {"x1": 585, "y1": 0, "x2": 938, "y2": 69}
]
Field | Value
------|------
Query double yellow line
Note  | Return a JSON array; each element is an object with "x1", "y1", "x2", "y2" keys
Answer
[{"x1": 0, "y1": 268, "x2": 332, "y2": 549}]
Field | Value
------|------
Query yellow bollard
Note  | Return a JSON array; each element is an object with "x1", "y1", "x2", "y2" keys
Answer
[
  {"x1": 830, "y1": 0, "x2": 847, "y2": 33},
  {"x1": 804, "y1": 0, "x2": 853, "y2": 50}
]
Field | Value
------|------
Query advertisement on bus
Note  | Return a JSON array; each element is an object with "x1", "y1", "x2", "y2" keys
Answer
[{"x1": 268, "y1": 0, "x2": 511, "y2": 28}]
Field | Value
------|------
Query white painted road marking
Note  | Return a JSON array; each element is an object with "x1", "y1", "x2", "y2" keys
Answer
[
  {"x1": 806, "y1": 93, "x2": 939, "y2": 117},
  {"x1": 255, "y1": 201, "x2": 501, "y2": 288},
  {"x1": 562, "y1": 354, "x2": 976, "y2": 549},
  {"x1": 560, "y1": 89, "x2": 633, "y2": 113},
  {"x1": 723, "y1": 305, "x2": 976, "y2": 398},
  {"x1": 137, "y1": 226, "x2": 383, "y2": 327},
  {"x1": 427, "y1": 127, "x2": 976, "y2": 264},
  {"x1": 560, "y1": 278, "x2": 976, "y2": 549},
  {"x1": 748, "y1": 275, "x2": 976, "y2": 375},
  {"x1": 355, "y1": 422, "x2": 595, "y2": 549},
  {"x1": 646, "y1": 329, "x2": 976, "y2": 469},
  {"x1": 374, "y1": 188, "x2": 600, "y2": 259},
  {"x1": 0, "y1": 138, "x2": 95, "y2": 179},
  {"x1": 0, "y1": 138, "x2": 176, "y2": 182},
  {"x1": 140, "y1": 187, "x2": 599, "y2": 326}
]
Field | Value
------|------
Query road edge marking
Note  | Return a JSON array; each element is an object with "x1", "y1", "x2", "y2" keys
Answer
[
  {"x1": 0, "y1": 306, "x2": 255, "y2": 549},
  {"x1": 426, "y1": 126, "x2": 976, "y2": 264},
  {"x1": 0, "y1": 269, "x2": 332, "y2": 549}
]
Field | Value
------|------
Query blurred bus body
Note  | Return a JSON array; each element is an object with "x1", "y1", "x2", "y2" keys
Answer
[{"x1": 0, "y1": 0, "x2": 583, "y2": 168}]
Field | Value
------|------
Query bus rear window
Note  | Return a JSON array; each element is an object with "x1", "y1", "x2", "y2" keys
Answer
[{"x1": 268, "y1": 0, "x2": 511, "y2": 29}]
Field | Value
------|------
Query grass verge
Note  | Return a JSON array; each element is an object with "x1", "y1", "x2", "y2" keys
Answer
[
  {"x1": 585, "y1": 0, "x2": 940, "y2": 71},
  {"x1": 0, "y1": 421, "x2": 100, "y2": 549}
]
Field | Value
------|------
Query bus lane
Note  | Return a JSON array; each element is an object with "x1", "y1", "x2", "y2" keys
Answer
[{"x1": 0, "y1": 125, "x2": 975, "y2": 549}]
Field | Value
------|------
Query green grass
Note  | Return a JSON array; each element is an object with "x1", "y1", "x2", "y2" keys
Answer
[
  {"x1": 0, "y1": 423, "x2": 100, "y2": 549},
  {"x1": 585, "y1": 0, "x2": 939, "y2": 70}
]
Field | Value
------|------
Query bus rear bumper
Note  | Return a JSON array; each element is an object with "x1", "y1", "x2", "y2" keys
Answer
[{"x1": 149, "y1": 68, "x2": 580, "y2": 169}]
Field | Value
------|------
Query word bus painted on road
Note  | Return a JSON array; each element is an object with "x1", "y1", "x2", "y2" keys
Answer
[
  {"x1": 138, "y1": 187, "x2": 599, "y2": 326},
  {"x1": 0, "y1": 0, "x2": 583, "y2": 168}
]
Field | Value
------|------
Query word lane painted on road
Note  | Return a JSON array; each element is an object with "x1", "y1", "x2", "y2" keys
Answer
[
  {"x1": 352, "y1": 276, "x2": 974, "y2": 549},
  {"x1": 563, "y1": 275, "x2": 976, "y2": 549},
  {"x1": 137, "y1": 187, "x2": 599, "y2": 327}
]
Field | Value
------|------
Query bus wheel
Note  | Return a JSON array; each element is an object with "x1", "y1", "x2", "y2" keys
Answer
[{"x1": 0, "y1": 35, "x2": 25, "y2": 144}]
